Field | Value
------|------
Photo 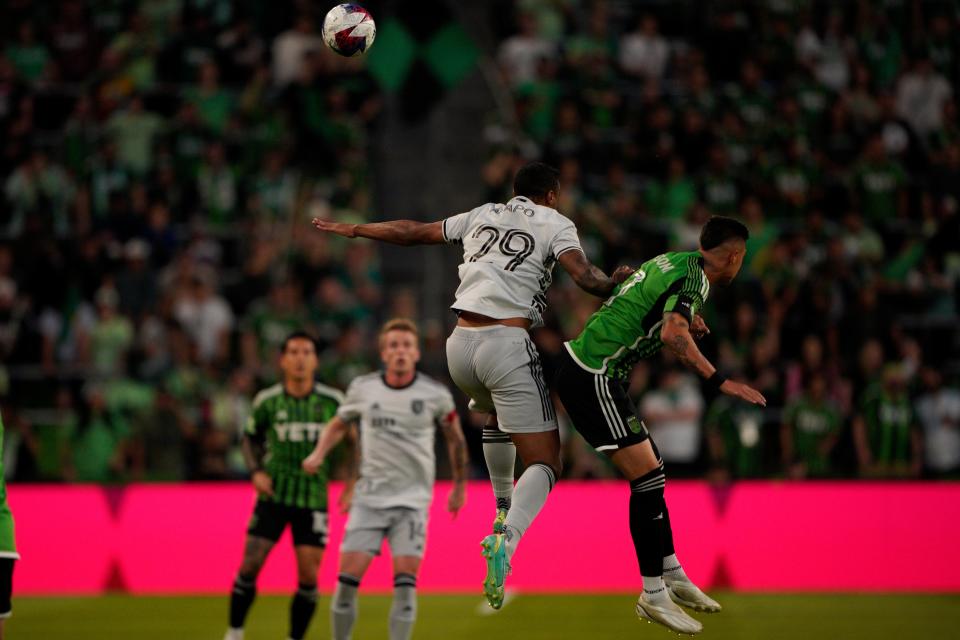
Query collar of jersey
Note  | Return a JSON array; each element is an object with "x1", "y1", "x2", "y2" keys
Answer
[{"x1": 382, "y1": 372, "x2": 418, "y2": 390}]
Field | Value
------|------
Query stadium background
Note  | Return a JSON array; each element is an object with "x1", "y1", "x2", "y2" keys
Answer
[{"x1": 1, "y1": 0, "x2": 958, "y2": 637}]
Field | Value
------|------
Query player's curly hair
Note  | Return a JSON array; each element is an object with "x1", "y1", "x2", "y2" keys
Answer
[{"x1": 513, "y1": 162, "x2": 560, "y2": 200}]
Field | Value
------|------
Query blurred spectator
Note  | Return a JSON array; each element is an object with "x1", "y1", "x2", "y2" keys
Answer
[
  {"x1": 705, "y1": 394, "x2": 766, "y2": 482},
  {"x1": 781, "y1": 373, "x2": 842, "y2": 479},
  {"x1": 173, "y1": 268, "x2": 234, "y2": 364},
  {"x1": 895, "y1": 55, "x2": 952, "y2": 141},
  {"x1": 498, "y1": 12, "x2": 556, "y2": 88},
  {"x1": 6, "y1": 22, "x2": 49, "y2": 83},
  {"x1": 65, "y1": 386, "x2": 132, "y2": 483},
  {"x1": 853, "y1": 365, "x2": 921, "y2": 478},
  {"x1": 105, "y1": 95, "x2": 164, "y2": 176},
  {"x1": 185, "y1": 60, "x2": 235, "y2": 133},
  {"x1": 88, "y1": 285, "x2": 134, "y2": 376},
  {"x1": 915, "y1": 367, "x2": 960, "y2": 479},
  {"x1": 195, "y1": 142, "x2": 237, "y2": 226},
  {"x1": 272, "y1": 15, "x2": 322, "y2": 88},
  {"x1": 620, "y1": 14, "x2": 669, "y2": 80},
  {"x1": 640, "y1": 368, "x2": 704, "y2": 476}
]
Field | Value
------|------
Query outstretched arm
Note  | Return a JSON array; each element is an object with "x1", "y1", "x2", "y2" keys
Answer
[
  {"x1": 558, "y1": 249, "x2": 633, "y2": 298},
  {"x1": 302, "y1": 416, "x2": 351, "y2": 474},
  {"x1": 660, "y1": 311, "x2": 767, "y2": 406},
  {"x1": 312, "y1": 217, "x2": 444, "y2": 246}
]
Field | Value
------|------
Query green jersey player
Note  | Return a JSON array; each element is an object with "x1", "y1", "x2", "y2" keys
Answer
[
  {"x1": 0, "y1": 413, "x2": 18, "y2": 638},
  {"x1": 555, "y1": 216, "x2": 766, "y2": 635},
  {"x1": 225, "y1": 332, "x2": 344, "y2": 640}
]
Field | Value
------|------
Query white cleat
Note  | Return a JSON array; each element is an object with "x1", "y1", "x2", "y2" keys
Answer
[
  {"x1": 666, "y1": 580, "x2": 722, "y2": 613},
  {"x1": 636, "y1": 593, "x2": 703, "y2": 635}
]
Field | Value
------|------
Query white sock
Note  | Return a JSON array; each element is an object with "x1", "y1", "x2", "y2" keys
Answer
[
  {"x1": 482, "y1": 433, "x2": 516, "y2": 511},
  {"x1": 224, "y1": 629, "x2": 244, "y2": 640},
  {"x1": 663, "y1": 553, "x2": 689, "y2": 583},
  {"x1": 642, "y1": 576, "x2": 668, "y2": 602},
  {"x1": 503, "y1": 463, "x2": 556, "y2": 561}
]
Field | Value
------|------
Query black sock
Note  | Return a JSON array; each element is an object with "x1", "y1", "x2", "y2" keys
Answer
[
  {"x1": 289, "y1": 582, "x2": 318, "y2": 640},
  {"x1": 229, "y1": 573, "x2": 257, "y2": 629},
  {"x1": 661, "y1": 497, "x2": 676, "y2": 558},
  {"x1": 629, "y1": 467, "x2": 666, "y2": 578}
]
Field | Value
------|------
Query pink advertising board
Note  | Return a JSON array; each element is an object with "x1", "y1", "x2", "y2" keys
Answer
[{"x1": 9, "y1": 481, "x2": 960, "y2": 594}]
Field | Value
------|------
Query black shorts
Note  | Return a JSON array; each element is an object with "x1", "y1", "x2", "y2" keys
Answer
[
  {"x1": 247, "y1": 499, "x2": 329, "y2": 548},
  {"x1": 0, "y1": 558, "x2": 12, "y2": 618},
  {"x1": 554, "y1": 347, "x2": 651, "y2": 452}
]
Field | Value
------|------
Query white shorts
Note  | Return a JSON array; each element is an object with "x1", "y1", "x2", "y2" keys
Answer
[
  {"x1": 340, "y1": 504, "x2": 428, "y2": 558},
  {"x1": 445, "y1": 325, "x2": 557, "y2": 433}
]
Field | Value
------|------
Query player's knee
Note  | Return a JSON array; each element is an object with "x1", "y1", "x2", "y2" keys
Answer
[
  {"x1": 528, "y1": 460, "x2": 562, "y2": 486},
  {"x1": 297, "y1": 566, "x2": 319, "y2": 586}
]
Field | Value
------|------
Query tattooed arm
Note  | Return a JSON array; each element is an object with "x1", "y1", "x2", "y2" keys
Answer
[
  {"x1": 661, "y1": 311, "x2": 767, "y2": 406},
  {"x1": 440, "y1": 410, "x2": 468, "y2": 517},
  {"x1": 242, "y1": 433, "x2": 273, "y2": 497},
  {"x1": 660, "y1": 312, "x2": 716, "y2": 378}
]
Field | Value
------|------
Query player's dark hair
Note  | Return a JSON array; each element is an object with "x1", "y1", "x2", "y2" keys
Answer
[
  {"x1": 700, "y1": 216, "x2": 749, "y2": 251},
  {"x1": 513, "y1": 162, "x2": 560, "y2": 200},
  {"x1": 281, "y1": 331, "x2": 318, "y2": 353}
]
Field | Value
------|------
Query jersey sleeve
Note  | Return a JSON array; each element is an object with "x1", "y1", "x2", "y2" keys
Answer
[
  {"x1": 434, "y1": 386, "x2": 457, "y2": 420},
  {"x1": 336, "y1": 379, "x2": 365, "y2": 423},
  {"x1": 551, "y1": 217, "x2": 583, "y2": 258},
  {"x1": 663, "y1": 272, "x2": 708, "y2": 323},
  {"x1": 245, "y1": 397, "x2": 269, "y2": 438},
  {"x1": 441, "y1": 207, "x2": 478, "y2": 244}
]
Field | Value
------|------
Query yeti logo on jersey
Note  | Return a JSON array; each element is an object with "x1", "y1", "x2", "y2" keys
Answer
[
  {"x1": 274, "y1": 422, "x2": 324, "y2": 442},
  {"x1": 411, "y1": 400, "x2": 424, "y2": 414},
  {"x1": 276, "y1": 410, "x2": 288, "y2": 421}
]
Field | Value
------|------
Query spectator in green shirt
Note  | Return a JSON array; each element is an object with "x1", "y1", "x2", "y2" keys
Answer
[
  {"x1": 853, "y1": 365, "x2": 922, "y2": 478},
  {"x1": 6, "y1": 22, "x2": 49, "y2": 82},
  {"x1": 105, "y1": 96, "x2": 164, "y2": 176},
  {"x1": 781, "y1": 373, "x2": 842, "y2": 478},
  {"x1": 65, "y1": 386, "x2": 131, "y2": 483},
  {"x1": 185, "y1": 61, "x2": 236, "y2": 134},
  {"x1": 705, "y1": 395, "x2": 767, "y2": 482},
  {"x1": 852, "y1": 133, "x2": 907, "y2": 226}
]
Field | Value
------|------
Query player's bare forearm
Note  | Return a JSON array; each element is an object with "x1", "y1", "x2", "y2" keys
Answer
[
  {"x1": 558, "y1": 249, "x2": 620, "y2": 297},
  {"x1": 441, "y1": 413, "x2": 469, "y2": 485},
  {"x1": 660, "y1": 312, "x2": 715, "y2": 379},
  {"x1": 312, "y1": 217, "x2": 444, "y2": 246},
  {"x1": 310, "y1": 416, "x2": 350, "y2": 461},
  {"x1": 242, "y1": 434, "x2": 267, "y2": 473}
]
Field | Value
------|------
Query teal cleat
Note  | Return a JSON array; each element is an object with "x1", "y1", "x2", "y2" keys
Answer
[
  {"x1": 480, "y1": 533, "x2": 508, "y2": 609},
  {"x1": 492, "y1": 508, "x2": 508, "y2": 534}
]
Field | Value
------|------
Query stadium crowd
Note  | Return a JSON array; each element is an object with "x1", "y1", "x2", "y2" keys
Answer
[{"x1": 0, "y1": 0, "x2": 958, "y2": 485}]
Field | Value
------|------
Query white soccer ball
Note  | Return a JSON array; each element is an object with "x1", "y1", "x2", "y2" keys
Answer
[{"x1": 322, "y1": 4, "x2": 377, "y2": 57}]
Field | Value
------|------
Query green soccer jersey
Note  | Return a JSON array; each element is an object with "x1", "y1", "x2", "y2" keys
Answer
[
  {"x1": 0, "y1": 414, "x2": 18, "y2": 557},
  {"x1": 862, "y1": 389, "x2": 915, "y2": 465},
  {"x1": 567, "y1": 251, "x2": 709, "y2": 380},
  {"x1": 246, "y1": 382, "x2": 344, "y2": 510},
  {"x1": 784, "y1": 396, "x2": 841, "y2": 476}
]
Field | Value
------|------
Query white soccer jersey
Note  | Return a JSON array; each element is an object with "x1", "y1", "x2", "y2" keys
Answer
[
  {"x1": 337, "y1": 372, "x2": 456, "y2": 510},
  {"x1": 442, "y1": 196, "x2": 584, "y2": 328}
]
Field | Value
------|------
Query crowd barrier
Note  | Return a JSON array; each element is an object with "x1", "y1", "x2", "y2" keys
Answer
[{"x1": 11, "y1": 481, "x2": 959, "y2": 594}]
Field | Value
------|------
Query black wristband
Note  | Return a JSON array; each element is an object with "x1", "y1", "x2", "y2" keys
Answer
[{"x1": 706, "y1": 371, "x2": 727, "y2": 392}]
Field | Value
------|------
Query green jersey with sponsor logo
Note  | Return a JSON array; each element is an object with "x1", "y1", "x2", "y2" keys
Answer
[
  {"x1": 783, "y1": 395, "x2": 841, "y2": 476},
  {"x1": 566, "y1": 251, "x2": 709, "y2": 380},
  {"x1": 246, "y1": 383, "x2": 343, "y2": 509}
]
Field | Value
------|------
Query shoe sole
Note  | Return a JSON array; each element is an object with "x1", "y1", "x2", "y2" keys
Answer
[
  {"x1": 480, "y1": 536, "x2": 505, "y2": 610},
  {"x1": 668, "y1": 587, "x2": 722, "y2": 613},
  {"x1": 635, "y1": 599, "x2": 702, "y2": 635}
]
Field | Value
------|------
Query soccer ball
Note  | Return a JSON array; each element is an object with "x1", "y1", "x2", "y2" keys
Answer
[{"x1": 322, "y1": 4, "x2": 377, "y2": 57}]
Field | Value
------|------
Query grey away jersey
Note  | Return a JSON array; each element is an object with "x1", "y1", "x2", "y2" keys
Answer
[
  {"x1": 337, "y1": 372, "x2": 456, "y2": 510},
  {"x1": 442, "y1": 196, "x2": 583, "y2": 328}
]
